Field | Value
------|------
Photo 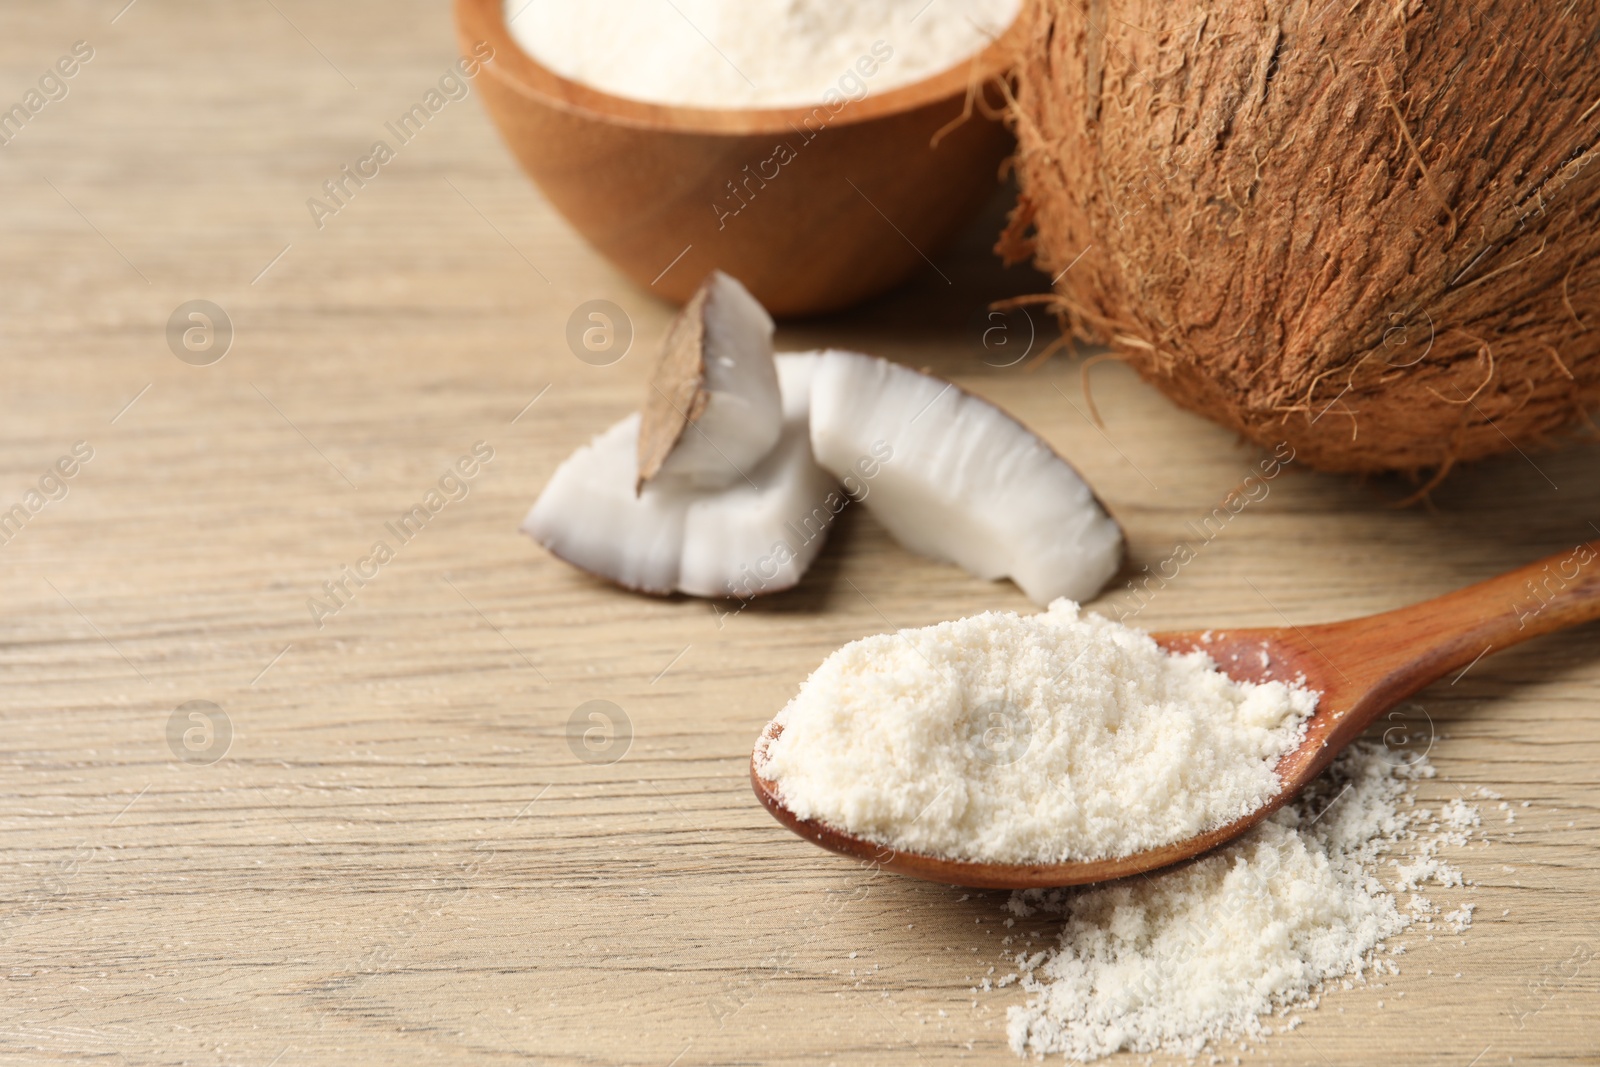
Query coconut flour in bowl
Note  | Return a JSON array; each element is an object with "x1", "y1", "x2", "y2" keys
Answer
[
  {"x1": 756, "y1": 600, "x2": 1318, "y2": 864},
  {"x1": 503, "y1": 0, "x2": 1022, "y2": 108}
]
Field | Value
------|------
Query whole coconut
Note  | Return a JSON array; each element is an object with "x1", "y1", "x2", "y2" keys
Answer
[{"x1": 1001, "y1": 0, "x2": 1600, "y2": 476}]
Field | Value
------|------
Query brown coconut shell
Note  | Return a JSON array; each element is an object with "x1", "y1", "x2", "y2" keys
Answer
[
  {"x1": 1001, "y1": 0, "x2": 1600, "y2": 476},
  {"x1": 636, "y1": 276, "x2": 713, "y2": 492}
]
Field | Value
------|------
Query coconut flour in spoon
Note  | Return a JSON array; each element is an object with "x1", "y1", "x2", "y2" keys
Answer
[
  {"x1": 504, "y1": 0, "x2": 1022, "y2": 108},
  {"x1": 757, "y1": 600, "x2": 1318, "y2": 863}
]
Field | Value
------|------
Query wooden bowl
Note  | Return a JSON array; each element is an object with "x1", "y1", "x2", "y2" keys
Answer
[{"x1": 454, "y1": 0, "x2": 1018, "y2": 317}]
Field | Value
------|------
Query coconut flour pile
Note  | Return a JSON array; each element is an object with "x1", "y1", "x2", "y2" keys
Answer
[
  {"x1": 997, "y1": 743, "x2": 1487, "y2": 1060},
  {"x1": 504, "y1": 0, "x2": 1022, "y2": 108},
  {"x1": 757, "y1": 601, "x2": 1317, "y2": 863}
]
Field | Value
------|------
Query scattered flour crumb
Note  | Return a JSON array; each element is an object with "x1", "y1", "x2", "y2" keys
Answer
[
  {"x1": 1443, "y1": 903, "x2": 1477, "y2": 933},
  {"x1": 996, "y1": 744, "x2": 1486, "y2": 1061}
]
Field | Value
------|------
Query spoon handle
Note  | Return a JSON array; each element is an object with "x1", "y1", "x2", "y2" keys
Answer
[{"x1": 1313, "y1": 538, "x2": 1600, "y2": 710}]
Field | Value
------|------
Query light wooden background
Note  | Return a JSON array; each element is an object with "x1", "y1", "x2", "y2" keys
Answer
[{"x1": 0, "y1": 2, "x2": 1596, "y2": 1065}]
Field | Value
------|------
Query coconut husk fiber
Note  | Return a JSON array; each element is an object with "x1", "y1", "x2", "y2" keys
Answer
[{"x1": 1000, "y1": 0, "x2": 1600, "y2": 476}]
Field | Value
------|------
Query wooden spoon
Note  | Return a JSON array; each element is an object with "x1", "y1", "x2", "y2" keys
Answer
[{"x1": 752, "y1": 540, "x2": 1600, "y2": 889}]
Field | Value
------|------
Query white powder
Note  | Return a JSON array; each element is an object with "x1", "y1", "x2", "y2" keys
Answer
[
  {"x1": 757, "y1": 601, "x2": 1317, "y2": 863},
  {"x1": 999, "y1": 744, "x2": 1482, "y2": 1061},
  {"x1": 504, "y1": 0, "x2": 1022, "y2": 108}
]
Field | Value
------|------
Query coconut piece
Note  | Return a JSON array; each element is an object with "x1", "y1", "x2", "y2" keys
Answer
[
  {"x1": 679, "y1": 354, "x2": 840, "y2": 597},
  {"x1": 1005, "y1": 0, "x2": 1600, "y2": 476},
  {"x1": 808, "y1": 350, "x2": 1122, "y2": 604},
  {"x1": 522, "y1": 413, "x2": 691, "y2": 595},
  {"x1": 637, "y1": 270, "x2": 781, "y2": 492},
  {"x1": 524, "y1": 353, "x2": 840, "y2": 597}
]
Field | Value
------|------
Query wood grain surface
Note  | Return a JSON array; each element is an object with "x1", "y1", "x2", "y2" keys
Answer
[{"x1": 1, "y1": 3, "x2": 1596, "y2": 1065}]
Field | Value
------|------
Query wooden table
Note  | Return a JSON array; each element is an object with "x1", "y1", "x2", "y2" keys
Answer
[{"x1": 1, "y1": 2, "x2": 1596, "y2": 1064}]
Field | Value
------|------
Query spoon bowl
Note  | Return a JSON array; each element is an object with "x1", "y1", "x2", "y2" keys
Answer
[{"x1": 752, "y1": 540, "x2": 1600, "y2": 888}]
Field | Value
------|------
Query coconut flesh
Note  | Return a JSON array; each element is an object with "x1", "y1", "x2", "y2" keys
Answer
[
  {"x1": 636, "y1": 270, "x2": 781, "y2": 491},
  {"x1": 809, "y1": 350, "x2": 1123, "y2": 604},
  {"x1": 523, "y1": 354, "x2": 837, "y2": 596},
  {"x1": 680, "y1": 354, "x2": 838, "y2": 597},
  {"x1": 1003, "y1": 0, "x2": 1600, "y2": 476},
  {"x1": 525, "y1": 274, "x2": 1123, "y2": 603},
  {"x1": 526, "y1": 271, "x2": 838, "y2": 597}
]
